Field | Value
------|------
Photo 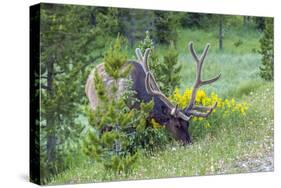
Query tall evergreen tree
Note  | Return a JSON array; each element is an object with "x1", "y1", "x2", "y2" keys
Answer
[
  {"x1": 253, "y1": 17, "x2": 266, "y2": 31},
  {"x1": 153, "y1": 11, "x2": 178, "y2": 44},
  {"x1": 259, "y1": 18, "x2": 274, "y2": 80},
  {"x1": 179, "y1": 12, "x2": 205, "y2": 28},
  {"x1": 117, "y1": 9, "x2": 155, "y2": 47},
  {"x1": 161, "y1": 42, "x2": 182, "y2": 95},
  {"x1": 138, "y1": 31, "x2": 181, "y2": 96},
  {"x1": 39, "y1": 4, "x2": 117, "y2": 179},
  {"x1": 93, "y1": 7, "x2": 120, "y2": 37}
]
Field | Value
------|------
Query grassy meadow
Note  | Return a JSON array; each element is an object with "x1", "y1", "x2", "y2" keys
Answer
[{"x1": 48, "y1": 26, "x2": 273, "y2": 184}]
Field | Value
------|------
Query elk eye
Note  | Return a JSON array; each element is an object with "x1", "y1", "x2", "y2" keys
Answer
[{"x1": 161, "y1": 106, "x2": 169, "y2": 115}]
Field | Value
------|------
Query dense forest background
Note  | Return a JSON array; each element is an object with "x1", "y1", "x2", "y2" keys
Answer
[{"x1": 34, "y1": 3, "x2": 273, "y2": 184}]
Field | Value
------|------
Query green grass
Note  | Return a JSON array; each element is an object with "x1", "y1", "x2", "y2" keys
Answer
[
  {"x1": 48, "y1": 83, "x2": 273, "y2": 185},
  {"x1": 178, "y1": 52, "x2": 263, "y2": 97},
  {"x1": 126, "y1": 26, "x2": 261, "y2": 59},
  {"x1": 175, "y1": 27, "x2": 262, "y2": 54},
  {"x1": 47, "y1": 27, "x2": 274, "y2": 185}
]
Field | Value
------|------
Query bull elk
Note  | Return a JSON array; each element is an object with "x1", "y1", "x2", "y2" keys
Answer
[{"x1": 86, "y1": 42, "x2": 221, "y2": 144}]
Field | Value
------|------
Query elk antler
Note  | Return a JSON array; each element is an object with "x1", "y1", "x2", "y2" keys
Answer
[
  {"x1": 135, "y1": 48, "x2": 191, "y2": 121},
  {"x1": 184, "y1": 42, "x2": 221, "y2": 117}
]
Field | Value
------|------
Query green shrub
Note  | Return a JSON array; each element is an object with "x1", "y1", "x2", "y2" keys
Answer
[
  {"x1": 83, "y1": 93, "x2": 153, "y2": 174},
  {"x1": 132, "y1": 120, "x2": 172, "y2": 154}
]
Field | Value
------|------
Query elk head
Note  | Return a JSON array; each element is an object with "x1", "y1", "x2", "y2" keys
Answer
[{"x1": 135, "y1": 42, "x2": 221, "y2": 144}]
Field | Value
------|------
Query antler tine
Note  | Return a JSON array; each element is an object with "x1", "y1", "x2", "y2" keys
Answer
[
  {"x1": 192, "y1": 103, "x2": 216, "y2": 111},
  {"x1": 135, "y1": 48, "x2": 144, "y2": 65},
  {"x1": 201, "y1": 73, "x2": 221, "y2": 86},
  {"x1": 187, "y1": 102, "x2": 217, "y2": 118},
  {"x1": 148, "y1": 72, "x2": 161, "y2": 91},
  {"x1": 144, "y1": 72, "x2": 152, "y2": 95},
  {"x1": 143, "y1": 48, "x2": 151, "y2": 71},
  {"x1": 200, "y1": 43, "x2": 210, "y2": 64},
  {"x1": 198, "y1": 43, "x2": 221, "y2": 86},
  {"x1": 189, "y1": 42, "x2": 200, "y2": 63}
]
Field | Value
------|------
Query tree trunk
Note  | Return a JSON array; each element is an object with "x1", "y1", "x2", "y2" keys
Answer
[
  {"x1": 46, "y1": 57, "x2": 56, "y2": 167},
  {"x1": 219, "y1": 17, "x2": 223, "y2": 51},
  {"x1": 243, "y1": 16, "x2": 247, "y2": 26},
  {"x1": 243, "y1": 16, "x2": 250, "y2": 27},
  {"x1": 129, "y1": 12, "x2": 136, "y2": 47}
]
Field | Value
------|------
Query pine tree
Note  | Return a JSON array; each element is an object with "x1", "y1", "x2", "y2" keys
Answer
[
  {"x1": 138, "y1": 31, "x2": 181, "y2": 96},
  {"x1": 153, "y1": 11, "x2": 178, "y2": 44},
  {"x1": 93, "y1": 7, "x2": 120, "y2": 37},
  {"x1": 83, "y1": 37, "x2": 153, "y2": 174},
  {"x1": 161, "y1": 42, "x2": 182, "y2": 95},
  {"x1": 253, "y1": 17, "x2": 266, "y2": 31},
  {"x1": 138, "y1": 30, "x2": 160, "y2": 74},
  {"x1": 104, "y1": 36, "x2": 131, "y2": 80},
  {"x1": 117, "y1": 9, "x2": 155, "y2": 47},
  {"x1": 179, "y1": 12, "x2": 205, "y2": 28},
  {"x1": 259, "y1": 18, "x2": 274, "y2": 81}
]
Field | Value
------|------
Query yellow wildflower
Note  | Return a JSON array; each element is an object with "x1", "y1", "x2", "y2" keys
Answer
[
  {"x1": 151, "y1": 118, "x2": 161, "y2": 129},
  {"x1": 170, "y1": 87, "x2": 250, "y2": 126}
]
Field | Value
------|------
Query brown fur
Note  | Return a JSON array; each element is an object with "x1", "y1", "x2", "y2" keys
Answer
[{"x1": 85, "y1": 63, "x2": 128, "y2": 110}]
